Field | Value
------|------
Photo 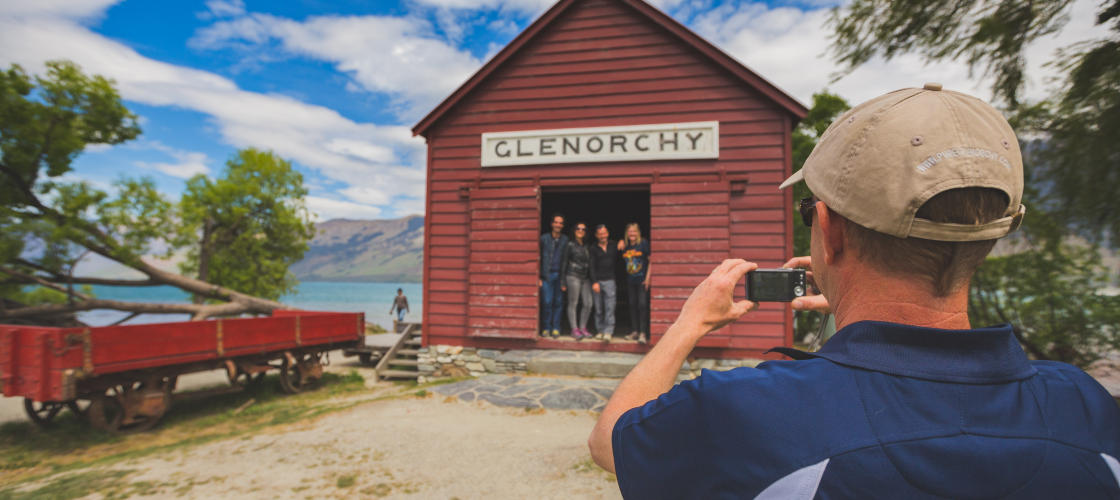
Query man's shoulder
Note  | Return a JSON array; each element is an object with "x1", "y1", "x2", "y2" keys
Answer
[{"x1": 618, "y1": 359, "x2": 864, "y2": 444}]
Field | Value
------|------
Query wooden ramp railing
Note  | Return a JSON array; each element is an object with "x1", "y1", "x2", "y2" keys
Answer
[{"x1": 375, "y1": 322, "x2": 422, "y2": 380}]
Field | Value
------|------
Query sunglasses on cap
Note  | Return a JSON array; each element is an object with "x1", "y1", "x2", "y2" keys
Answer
[{"x1": 798, "y1": 197, "x2": 818, "y2": 227}]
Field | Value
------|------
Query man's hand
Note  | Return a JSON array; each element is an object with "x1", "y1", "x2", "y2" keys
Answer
[
  {"x1": 673, "y1": 259, "x2": 757, "y2": 337},
  {"x1": 589, "y1": 259, "x2": 756, "y2": 474},
  {"x1": 539, "y1": 279, "x2": 543, "y2": 287},
  {"x1": 617, "y1": 239, "x2": 625, "y2": 251},
  {"x1": 782, "y1": 256, "x2": 831, "y2": 312},
  {"x1": 561, "y1": 285, "x2": 567, "y2": 292},
  {"x1": 592, "y1": 282, "x2": 601, "y2": 293}
]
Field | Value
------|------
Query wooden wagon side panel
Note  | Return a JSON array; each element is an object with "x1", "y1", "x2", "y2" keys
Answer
[{"x1": 466, "y1": 185, "x2": 540, "y2": 339}]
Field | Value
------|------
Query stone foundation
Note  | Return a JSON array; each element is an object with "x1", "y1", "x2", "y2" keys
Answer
[{"x1": 416, "y1": 344, "x2": 761, "y2": 383}]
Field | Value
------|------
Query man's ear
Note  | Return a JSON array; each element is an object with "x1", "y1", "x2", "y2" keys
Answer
[{"x1": 816, "y1": 202, "x2": 846, "y2": 265}]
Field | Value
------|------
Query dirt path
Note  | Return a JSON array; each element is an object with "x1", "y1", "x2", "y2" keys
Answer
[
  {"x1": 118, "y1": 395, "x2": 618, "y2": 499},
  {"x1": 4, "y1": 369, "x2": 621, "y2": 500}
]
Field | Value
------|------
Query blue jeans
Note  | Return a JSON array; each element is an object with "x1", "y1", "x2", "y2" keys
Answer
[
  {"x1": 541, "y1": 271, "x2": 565, "y2": 331},
  {"x1": 396, "y1": 309, "x2": 406, "y2": 322},
  {"x1": 593, "y1": 280, "x2": 617, "y2": 335}
]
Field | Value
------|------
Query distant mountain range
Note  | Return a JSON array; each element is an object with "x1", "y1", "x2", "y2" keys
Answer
[{"x1": 291, "y1": 215, "x2": 424, "y2": 283}]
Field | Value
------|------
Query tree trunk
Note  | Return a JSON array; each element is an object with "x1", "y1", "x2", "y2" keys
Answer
[{"x1": 195, "y1": 218, "x2": 213, "y2": 305}]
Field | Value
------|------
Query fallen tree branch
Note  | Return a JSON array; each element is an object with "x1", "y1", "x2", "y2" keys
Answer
[
  {"x1": 0, "y1": 266, "x2": 91, "y2": 301},
  {"x1": 0, "y1": 297, "x2": 261, "y2": 321}
]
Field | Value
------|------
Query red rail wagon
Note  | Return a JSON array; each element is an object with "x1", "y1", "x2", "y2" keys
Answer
[{"x1": 1, "y1": 310, "x2": 363, "y2": 433}]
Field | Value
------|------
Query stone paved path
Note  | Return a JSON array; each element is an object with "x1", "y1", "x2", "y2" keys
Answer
[{"x1": 434, "y1": 375, "x2": 619, "y2": 412}]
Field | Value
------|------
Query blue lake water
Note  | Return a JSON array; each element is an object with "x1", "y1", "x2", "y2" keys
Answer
[{"x1": 77, "y1": 281, "x2": 422, "y2": 330}]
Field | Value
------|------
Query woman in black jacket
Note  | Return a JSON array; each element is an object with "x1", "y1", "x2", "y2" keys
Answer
[{"x1": 562, "y1": 222, "x2": 594, "y2": 340}]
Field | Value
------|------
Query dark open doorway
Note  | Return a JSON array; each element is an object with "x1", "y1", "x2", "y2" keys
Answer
[{"x1": 540, "y1": 187, "x2": 650, "y2": 337}]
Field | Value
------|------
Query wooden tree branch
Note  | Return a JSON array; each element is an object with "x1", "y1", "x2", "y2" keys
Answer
[
  {"x1": 0, "y1": 266, "x2": 91, "y2": 300},
  {"x1": 13, "y1": 260, "x2": 161, "y2": 286},
  {"x1": 0, "y1": 297, "x2": 259, "y2": 321},
  {"x1": 3, "y1": 163, "x2": 292, "y2": 322}
]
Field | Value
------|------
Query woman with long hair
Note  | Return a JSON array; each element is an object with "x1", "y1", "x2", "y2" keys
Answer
[
  {"x1": 561, "y1": 221, "x2": 594, "y2": 340},
  {"x1": 618, "y1": 222, "x2": 651, "y2": 343}
]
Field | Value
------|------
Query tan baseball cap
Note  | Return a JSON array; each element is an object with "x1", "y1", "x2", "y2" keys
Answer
[{"x1": 779, "y1": 83, "x2": 1026, "y2": 242}]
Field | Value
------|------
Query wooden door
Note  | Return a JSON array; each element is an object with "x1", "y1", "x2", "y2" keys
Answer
[{"x1": 466, "y1": 185, "x2": 541, "y2": 338}]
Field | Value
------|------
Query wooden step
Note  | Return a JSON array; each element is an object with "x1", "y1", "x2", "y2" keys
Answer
[
  {"x1": 387, "y1": 359, "x2": 419, "y2": 367},
  {"x1": 404, "y1": 338, "x2": 422, "y2": 346},
  {"x1": 379, "y1": 369, "x2": 420, "y2": 379},
  {"x1": 397, "y1": 349, "x2": 420, "y2": 356}
]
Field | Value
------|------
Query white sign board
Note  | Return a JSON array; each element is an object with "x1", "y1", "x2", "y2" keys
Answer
[{"x1": 480, "y1": 121, "x2": 719, "y2": 167}]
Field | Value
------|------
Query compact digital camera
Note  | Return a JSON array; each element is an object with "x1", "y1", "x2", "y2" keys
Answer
[{"x1": 745, "y1": 269, "x2": 807, "y2": 302}]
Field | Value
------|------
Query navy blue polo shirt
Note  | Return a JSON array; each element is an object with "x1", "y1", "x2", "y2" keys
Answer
[{"x1": 612, "y1": 321, "x2": 1120, "y2": 499}]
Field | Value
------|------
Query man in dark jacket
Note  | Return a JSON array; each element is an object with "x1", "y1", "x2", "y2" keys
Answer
[
  {"x1": 589, "y1": 84, "x2": 1119, "y2": 498},
  {"x1": 539, "y1": 213, "x2": 569, "y2": 338},
  {"x1": 589, "y1": 224, "x2": 619, "y2": 341}
]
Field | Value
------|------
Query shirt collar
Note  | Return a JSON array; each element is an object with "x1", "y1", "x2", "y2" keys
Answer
[{"x1": 771, "y1": 321, "x2": 1036, "y2": 383}]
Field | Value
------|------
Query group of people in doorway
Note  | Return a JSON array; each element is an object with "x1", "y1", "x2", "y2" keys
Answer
[{"x1": 539, "y1": 213, "x2": 651, "y2": 343}]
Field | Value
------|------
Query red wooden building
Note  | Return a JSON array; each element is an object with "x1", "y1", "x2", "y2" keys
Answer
[{"x1": 413, "y1": 0, "x2": 807, "y2": 359}]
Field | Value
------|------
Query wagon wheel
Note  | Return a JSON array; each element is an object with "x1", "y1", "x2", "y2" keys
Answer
[
  {"x1": 279, "y1": 353, "x2": 322, "y2": 394},
  {"x1": 66, "y1": 399, "x2": 91, "y2": 419},
  {"x1": 88, "y1": 378, "x2": 174, "y2": 434},
  {"x1": 23, "y1": 399, "x2": 68, "y2": 426},
  {"x1": 87, "y1": 392, "x2": 125, "y2": 433},
  {"x1": 228, "y1": 367, "x2": 266, "y2": 388}
]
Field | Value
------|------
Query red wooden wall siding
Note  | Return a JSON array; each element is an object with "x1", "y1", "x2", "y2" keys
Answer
[
  {"x1": 467, "y1": 185, "x2": 540, "y2": 338},
  {"x1": 422, "y1": 0, "x2": 795, "y2": 357}
]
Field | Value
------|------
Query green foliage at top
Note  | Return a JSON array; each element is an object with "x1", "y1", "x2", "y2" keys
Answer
[
  {"x1": 0, "y1": 61, "x2": 140, "y2": 202},
  {"x1": 790, "y1": 91, "x2": 850, "y2": 341},
  {"x1": 0, "y1": 60, "x2": 313, "y2": 309},
  {"x1": 178, "y1": 149, "x2": 315, "y2": 301},
  {"x1": 828, "y1": 0, "x2": 1120, "y2": 243}
]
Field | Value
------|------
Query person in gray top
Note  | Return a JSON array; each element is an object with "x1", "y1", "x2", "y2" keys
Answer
[
  {"x1": 389, "y1": 288, "x2": 409, "y2": 323},
  {"x1": 561, "y1": 222, "x2": 593, "y2": 340}
]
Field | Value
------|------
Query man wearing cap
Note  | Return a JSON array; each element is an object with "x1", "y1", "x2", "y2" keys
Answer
[{"x1": 588, "y1": 85, "x2": 1119, "y2": 498}]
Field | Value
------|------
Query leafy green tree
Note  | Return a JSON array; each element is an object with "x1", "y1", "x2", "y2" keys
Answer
[
  {"x1": 827, "y1": 0, "x2": 1120, "y2": 363},
  {"x1": 828, "y1": 0, "x2": 1120, "y2": 242},
  {"x1": 790, "y1": 91, "x2": 850, "y2": 342},
  {"x1": 969, "y1": 198, "x2": 1120, "y2": 367},
  {"x1": 0, "y1": 61, "x2": 303, "y2": 323},
  {"x1": 179, "y1": 149, "x2": 315, "y2": 302}
]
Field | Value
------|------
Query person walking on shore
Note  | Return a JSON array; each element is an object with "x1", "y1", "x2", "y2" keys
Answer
[
  {"x1": 539, "y1": 213, "x2": 569, "y2": 338},
  {"x1": 618, "y1": 223, "x2": 651, "y2": 343},
  {"x1": 563, "y1": 222, "x2": 594, "y2": 340},
  {"x1": 590, "y1": 224, "x2": 619, "y2": 342},
  {"x1": 389, "y1": 288, "x2": 409, "y2": 323}
]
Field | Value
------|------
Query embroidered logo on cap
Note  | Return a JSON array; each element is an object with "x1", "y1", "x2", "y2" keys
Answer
[{"x1": 915, "y1": 147, "x2": 1011, "y2": 173}]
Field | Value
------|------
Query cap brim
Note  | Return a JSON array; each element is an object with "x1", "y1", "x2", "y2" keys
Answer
[{"x1": 778, "y1": 169, "x2": 803, "y2": 190}]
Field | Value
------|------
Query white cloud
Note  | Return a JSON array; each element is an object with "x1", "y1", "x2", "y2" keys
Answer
[
  {"x1": 691, "y1": 0, "x2": 1110, "y2": 108},
  {"x1": 0, "y1": 0, "x2": 120, "y2": 21},
  {"x1": 204, "y1": 0, "x2": 245, "y2": 18},
  {"x1": 305, "y1": 195, "x2": 383, "y2": 221},
  {"x1": 408, "y1": 0, "x2": 553, "y2": 14},
  {"x1": 0, "y1": 7, "x2": 426, "y2": 221},
  {"x1": 191, "y1": 13, "x2": 484, "y2": 118},
  {"x1": 136, "y1": 145, "x2": 212, "y2": 179}
]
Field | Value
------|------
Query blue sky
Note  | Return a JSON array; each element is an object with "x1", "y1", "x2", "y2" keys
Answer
[{"x1": 0, "y1": 0, "x2": 1103, "y2": 221}]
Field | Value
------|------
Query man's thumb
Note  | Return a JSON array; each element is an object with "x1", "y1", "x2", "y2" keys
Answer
[{"x1": 731, "y1": 300, "x2": 756, "y2": 317}]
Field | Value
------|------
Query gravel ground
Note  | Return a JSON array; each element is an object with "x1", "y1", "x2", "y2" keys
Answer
[{"x1": 101, "y1": 394, "x2": 621, "y2": 499}]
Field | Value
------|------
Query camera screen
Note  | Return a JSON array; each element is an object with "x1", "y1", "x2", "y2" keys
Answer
[{"x1": 749, "y1": 272, "x2": 794, "y2": 300}]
